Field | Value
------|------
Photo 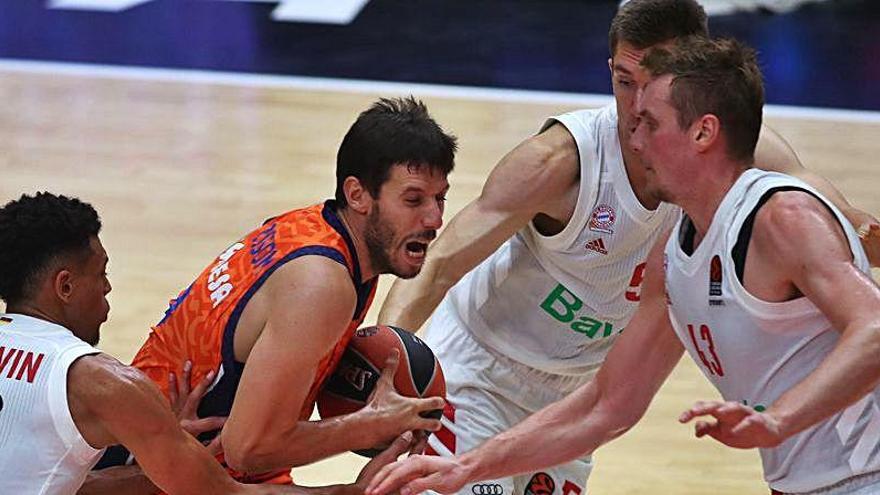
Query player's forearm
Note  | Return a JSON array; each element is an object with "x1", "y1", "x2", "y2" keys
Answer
[
  {"x1": 769, "y1": 319, "x2": 880, "y2": 440},
  {"x1": 224, "y1": 410, "x2": 387, "y2": 473},
  {"x1": 458, "y1": 383, "x2": 630, "y2": 482},
  {"x1": 378, "y1": 257, "x2": 452, "y2": 330},
  {"x1": 78, "y1": 466, "x2": 157, "y2": 495}
]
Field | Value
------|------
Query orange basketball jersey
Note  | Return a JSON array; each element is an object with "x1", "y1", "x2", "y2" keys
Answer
[{"x1": 123, "y1": 200, "x2": 377, "y2": 482}]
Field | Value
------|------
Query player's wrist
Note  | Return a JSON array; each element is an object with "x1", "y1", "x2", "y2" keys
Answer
[
  {"x1": 457, "y1": 452, "x2": 484, "y2": 484},
  {"x1": 762, "y1": 406, "x2": 792, "y2": 444}
]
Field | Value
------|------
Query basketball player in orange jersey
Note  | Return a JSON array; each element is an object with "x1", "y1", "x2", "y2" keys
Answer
[
  {"x1": 95, "y1": 97, "x2": 455, "y2": 485},
  {"x1": 0, "y1": 192, "x2": 416, "y2": 495}
]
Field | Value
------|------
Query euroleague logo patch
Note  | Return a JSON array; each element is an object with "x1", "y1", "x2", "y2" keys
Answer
[
  {"x1": 709, "y1": 254, "x2": 723, "y2": 306},
  {"x1": 589, "y1": 204, "x2": 616, "y2": 234},
  {"x1": 524, "y1": 473, "x2": 555, "y2": 495}
]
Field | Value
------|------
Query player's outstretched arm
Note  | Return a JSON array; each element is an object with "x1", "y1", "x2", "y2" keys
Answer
[
  {"x1": 222, "y1": 256, "x2": 442, "y2": 473},
  {"x1": 69, "y1": 354, "x2": 254, "y2": 495},
  {"x1": 367, "y1": 236, "x2": 685, "y2": 495},
  {"x1": 681, "y1": 191, "x2": 880, "y2": 449},
  {"x1": 378, "y1": 123, "x2": 580, "y2": 330},
  {"x1": 754, "y1": 124, "x2": 880, "y2": 266}
]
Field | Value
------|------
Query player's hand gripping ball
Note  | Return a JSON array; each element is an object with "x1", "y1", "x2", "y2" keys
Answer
[{"x1": 316, "y1": 325, "x2": 446, "y2": 457}]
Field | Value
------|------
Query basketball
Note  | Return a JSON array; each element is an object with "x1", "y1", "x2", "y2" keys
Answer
[{"x1": 316, "y1": 324, "x2": 445, "y2": 457}]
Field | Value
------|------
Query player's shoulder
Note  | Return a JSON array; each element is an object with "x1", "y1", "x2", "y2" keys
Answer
[
  {"x1": 264, "y1": 254, "x2": 357, "y2": 304},
  {"x1": 753, "y1": 189, "x2": 834, "y2": 235},
  {"x1": 69, "y1": 353, "x2": 157, "y2": 408},
  {"x1": 750, "y1": 189, "x2": 847, "y2": 258}
]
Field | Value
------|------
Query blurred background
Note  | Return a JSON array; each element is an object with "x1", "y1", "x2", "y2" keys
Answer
[{"x1": 2, "y1": 0, "x2": 879, "y2": 110}]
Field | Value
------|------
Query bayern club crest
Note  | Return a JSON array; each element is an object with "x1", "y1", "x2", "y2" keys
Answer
[{"x1": 589, "y1": 204, "x2": 616, "y2": 234}]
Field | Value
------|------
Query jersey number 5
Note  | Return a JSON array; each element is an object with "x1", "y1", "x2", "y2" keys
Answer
[{"x1": 624, "y1": 262, "x2": 647, "y2": 302}]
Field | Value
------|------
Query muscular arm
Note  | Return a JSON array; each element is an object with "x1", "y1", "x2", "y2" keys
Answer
[
  {"x1": 222, "y1": 257, "x2": 439, "y2": 473},
  {"x1": 754, "y1": 124, "x2": 880, "y2": 265},
  {"x1": 367, "y1": 236, "x2": 685, "y2": 494},
  {"x1": 455, "y1": 235, "x2": 682, "y2": 481},
  {"x1": 378, "y1": 124, "x2": 580, "y2": 330},
  {"x1": 751, "y1": 192, "x2": 880, "y2": 440},
  {"x1": 70, "y1": 355, "x2": 248, "y2": 495}
]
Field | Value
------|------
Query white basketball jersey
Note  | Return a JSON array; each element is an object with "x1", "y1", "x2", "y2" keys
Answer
[
  {"x1": 0, "y1": 313, "x2": 104, "y2": 495},
  {"x1": 664, "y1": 169, "x2": 880, "y2": 493},
  {"x1": 444, "y1": 105, "x2": 679, "y2": 375}
]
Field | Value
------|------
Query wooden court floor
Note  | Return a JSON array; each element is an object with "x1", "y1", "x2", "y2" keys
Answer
[{"x1": 2, "y1": 67, "x2": 879, "y2": 494}]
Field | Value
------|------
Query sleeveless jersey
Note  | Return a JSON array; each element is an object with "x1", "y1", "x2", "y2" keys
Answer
[
  {"x1": 444, "y1": 105, "x2": 679, "y2": 375},
  {"x1": 127, "y1": 200, "x2": 377, "y2": 482},
  {"x1": 664, "y1": 169, "x2": 880, "y2": 493},
  {"x1": 0, "y1": 313, "x2": 104, "y2": 494}
]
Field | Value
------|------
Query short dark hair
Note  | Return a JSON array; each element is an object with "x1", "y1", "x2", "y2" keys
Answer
[
  {"x1": 609, "y1": 0, "x2": 708, "y2": 56},
  {"x1": 641, "y1": 37, "x2": 765, "y2": 163},
  {"x1": 335, "y1": 96, "x2": 457, "y2": 207},
  {"x1": 0, "y1": 192, "x2": 102, "y2": 304}
]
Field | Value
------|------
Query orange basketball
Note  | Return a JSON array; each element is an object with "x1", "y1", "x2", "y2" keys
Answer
[{"x1": 316, "y1": 325, "x2": 445, "y2": 456}]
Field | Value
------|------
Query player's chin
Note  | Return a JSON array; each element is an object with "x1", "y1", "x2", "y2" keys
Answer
[{"x1": 392, "y1": 255, "x2": 426, "y2": 279}]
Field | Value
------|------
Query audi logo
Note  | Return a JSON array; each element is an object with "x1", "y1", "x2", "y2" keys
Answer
[{"x1": 472, "y1": 484, "x2": 503, "y2": 495}]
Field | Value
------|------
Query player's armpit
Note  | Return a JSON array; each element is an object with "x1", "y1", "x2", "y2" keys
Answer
[{"x1": 379, "y1": 123, "x2": 580, "y2": 330}]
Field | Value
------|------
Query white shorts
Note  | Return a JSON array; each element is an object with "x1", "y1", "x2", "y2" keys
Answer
[{"x1": 424, "y1": 303, "x2": 594, "y2": 495}]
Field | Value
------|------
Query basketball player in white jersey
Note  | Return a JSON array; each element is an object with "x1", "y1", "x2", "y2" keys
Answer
[
  {"x1": 367, "y1": 37, "x2": 880, "y2": 495},
  {"x1": 0, "y1": 192, "x2": 414, "y2": 495},
  {"x1": 377, "y1": 1, "x2": 880, "y2": 494}
]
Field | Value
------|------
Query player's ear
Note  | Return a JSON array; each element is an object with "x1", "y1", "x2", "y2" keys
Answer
[
  {"x1": 693, "y1": 114, "x2": 720, "y2": 153},
  {"x1": 343, "y1": 176, "x2": 372, "y2": 215}
]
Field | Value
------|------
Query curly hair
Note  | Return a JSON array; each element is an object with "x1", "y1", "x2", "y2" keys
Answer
[{"x1": 0, "y1": 192, "x2": 102, "y2": 304}]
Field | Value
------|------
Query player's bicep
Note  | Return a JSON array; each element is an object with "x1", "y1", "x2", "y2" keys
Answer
[
  {"x1": 431, "y1": 124, "x2": 580, "y2": 275},
  {"x1": 77, "y1": 359, "x2": 228, "y2": 494},
  {"x1": 225, "y1": 256, "x2": 356, "y2": 439}
]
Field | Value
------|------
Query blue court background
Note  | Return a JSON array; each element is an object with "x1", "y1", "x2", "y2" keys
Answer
[{"x1": 1, "y1": 0, "x2": 878, "y2": 110}]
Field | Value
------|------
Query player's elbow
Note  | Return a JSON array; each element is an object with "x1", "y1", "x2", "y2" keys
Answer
[
  {"x1": 593, "y1": 395, "x2": 648, "y2": 442},
  {"x1": 221, "y1": 431, "x2": 280, "y2": 473}
]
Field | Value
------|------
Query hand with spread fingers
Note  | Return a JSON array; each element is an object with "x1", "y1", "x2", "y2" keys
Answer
[
  {"x1": 366, "y1": 455, "x2": 470, "y2": 495},
  {"x1": 168, "y1": 360, "x2": 227, "y2": 455},
  {"x1": 679, "y1": 400, "x2": 785, "y2": 450},
  {"x1": 363, "y1": 350, "x2": 446, "y2": 447}
]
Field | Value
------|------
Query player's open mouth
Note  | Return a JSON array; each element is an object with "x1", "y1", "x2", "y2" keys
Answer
[{"x1": 405, "y1": 241, "x2": 428, "y2": 260}]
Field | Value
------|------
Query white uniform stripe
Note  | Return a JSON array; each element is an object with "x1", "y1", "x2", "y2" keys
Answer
[
  {"x1": 837, "y1": 395, "x2": 870, "y2": 443},
  {"x1": 849, "y1": 401, "x2": 880, "y2": 471}
]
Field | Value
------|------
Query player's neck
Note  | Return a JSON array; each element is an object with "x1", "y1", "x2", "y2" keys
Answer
[
  {"x1": 679, "y1": 161, "x2": 750, "y2": 239},
  {"x1": 6, "y1": 300, "x2": 67, "y2": 330}
]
